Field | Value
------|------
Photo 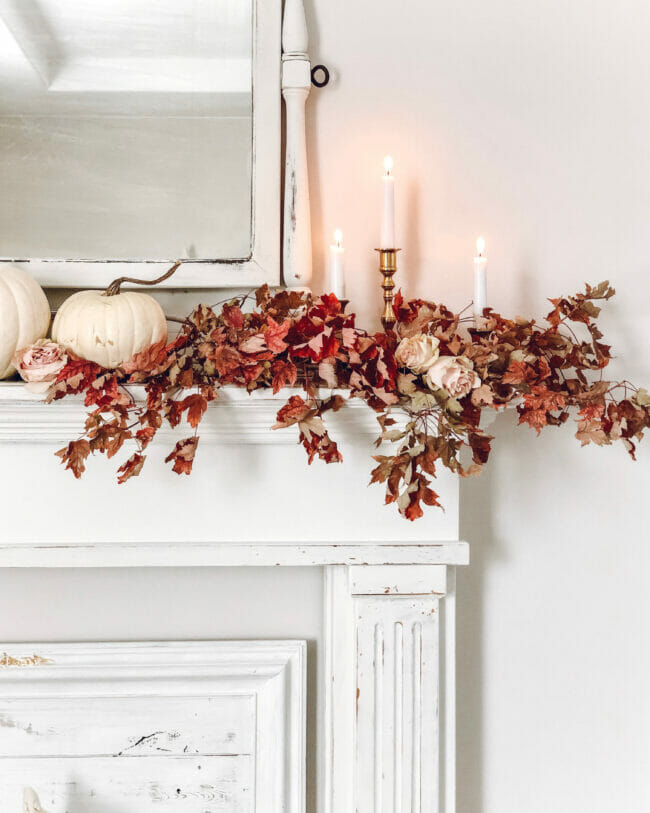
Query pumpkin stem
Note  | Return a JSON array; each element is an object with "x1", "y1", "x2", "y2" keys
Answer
[{"x1": 104, "y1": 261, "x2": 182, "y2": 296}]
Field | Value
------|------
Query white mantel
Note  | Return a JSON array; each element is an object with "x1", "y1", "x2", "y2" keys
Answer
[
  {"x1": 0, "y1": 380, "x2": 467, "y2": 813},
  {"x1": 0, "y1": 382, "x2": 461, "y2": 563}
]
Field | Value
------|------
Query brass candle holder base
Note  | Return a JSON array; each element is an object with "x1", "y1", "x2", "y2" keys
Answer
[{"x1": 375, "y1": 248, "x2": 400, "y2": 331}]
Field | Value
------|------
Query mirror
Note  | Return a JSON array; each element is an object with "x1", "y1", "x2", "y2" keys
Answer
[{"x1": 0, "y1": 0, "x2": 285, "y2": 287}]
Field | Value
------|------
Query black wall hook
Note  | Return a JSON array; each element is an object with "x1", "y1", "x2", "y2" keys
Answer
[{"x1": 311, "y1": 65, "x2": 330, "y2": 88}]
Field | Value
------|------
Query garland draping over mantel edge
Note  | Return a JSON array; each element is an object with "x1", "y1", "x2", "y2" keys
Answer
[{"x1": 12, "y1": 281, "x2": 650, "y2": 521}]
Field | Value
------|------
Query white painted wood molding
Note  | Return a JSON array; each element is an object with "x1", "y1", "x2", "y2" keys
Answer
[
  {"x1": 325, "y1": 564, "x2": 458, "y2": 813},
  {"x1": 282, "y1": 0, "x2": 312, "y2": 289},
  {"x1": 0, "y1": 641, "x2": 306, "y2": 813},
  {"x1": 0, "y1": 383, "x2": 380, "y2": 444},
  {"x1": 0, "y1": 541, "x2": 469, "y2": 569}
]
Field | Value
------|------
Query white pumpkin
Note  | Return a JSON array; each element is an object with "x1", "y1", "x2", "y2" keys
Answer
[
  {"x1": 0, "y1": 264, "x2": 51, "y2": 379},
  {"x1": 52, "y1": 290, "x2": 167, "y2": 368}
]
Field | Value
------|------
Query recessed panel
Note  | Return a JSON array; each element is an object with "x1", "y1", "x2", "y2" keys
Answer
[{"x1": 0, "y1": 641, "x2": 306, "y2": 813}]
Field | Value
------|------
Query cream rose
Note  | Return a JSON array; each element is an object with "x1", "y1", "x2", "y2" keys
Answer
[
  {"x1": 426, "y1": 355, "x2": 481, "y2": 398},
  {"x1": 395, "y1": 334, "x2": 440, "y2": 374},
  {"x1": 12, "y1": 340, "x2": 67, "y2": 394}
]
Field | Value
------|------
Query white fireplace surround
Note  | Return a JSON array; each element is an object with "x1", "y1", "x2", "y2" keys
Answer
[{"x1": 0, "y1": 381, "x2": 467, "y2": 812}]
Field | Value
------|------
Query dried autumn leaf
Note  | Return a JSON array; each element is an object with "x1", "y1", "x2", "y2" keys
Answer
[
  {"x1": 634, "y1": 388, "x2": 650, "y2": 407},
  {"x1": 179, "y1": 393, "x2": 208, "y2": 429},
  {"x1": 264, "y1": 317, "x2": 290, "y2": 353},
  {"x1": 55, "y1": 439, "x2": 91, "y2": 479},
  {"x1": 117, "y1": 453, "x2": 146, "y2": 484},
  {"x1": 121, "y1": 340, "x2": 169, "y2": 376},
  {"x1": 273, "y1": 395, "x2": 312, "y2": 429},
  {"x1": 270, "y1": 359, "x2": 298, "y2": 393},
  {"x1": 471, "y1": 384, "x2": 495, "y2": 408},
  {"x1": 165, "y1": 437, "x2": 199, "y2": 476},
  {"x1": 575, "y1": 419, "x2": 609, "y2": 447}
]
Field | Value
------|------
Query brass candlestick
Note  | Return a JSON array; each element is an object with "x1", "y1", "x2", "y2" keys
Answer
[{"x1": 375, "y1": 248, "x2": 400, "y2": 331}]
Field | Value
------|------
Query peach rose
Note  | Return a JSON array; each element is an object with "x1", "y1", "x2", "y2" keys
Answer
[
  {"x1": 426, "y1": 355, "x2": 481, "y2": 398},
  {"x1": 395, "y1": 334, "x2": 440, "y2": 374},
  {"x1": 13, "y1": 340, "x2": 67, "y2": 394}
]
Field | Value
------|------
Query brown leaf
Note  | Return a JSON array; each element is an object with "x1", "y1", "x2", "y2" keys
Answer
[
  {"x1": 471, "y1": 384, "x2": 494, "y2": 408},
  {"x1": 179, "y1": 394, "x2": 208, "y2": 429},
  {"x1": 55, "y1": 439, "x2": 91, "y2": 479},
  {"x1": 117, "y1": 453, "x2": 146, "y2": 484}
]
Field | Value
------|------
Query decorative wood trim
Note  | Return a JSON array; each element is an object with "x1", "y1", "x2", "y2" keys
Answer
[
  {"x1": 0, "y1": 383, "x2": 379, "y2": 444},
  {"x1": 282, "y1": 0, "x2": 312, "y2": 288},
  {"x1": 0, "y1": 542, "x2": 469, "y2": 569},
  {"x1": 324, "y1": 564, "x2": 458, "y2": 813},
  {"x1": 0, "y1": 641, "x2": 306, "y2": 813}
]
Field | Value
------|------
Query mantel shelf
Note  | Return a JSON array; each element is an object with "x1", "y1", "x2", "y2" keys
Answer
[
  {"x1": 0, "y1": 381, "x2": 380, "y2": 444},
  {"x1": 0, "y1": 540, "x2": 469, "y2": 568}
]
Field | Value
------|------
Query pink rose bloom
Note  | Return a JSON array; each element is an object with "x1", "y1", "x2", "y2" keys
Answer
[
  {"x1": 12, "y1": 340, "x2": 67, "y2": 394},
  {"x1": 395, "y1": 334, "x2": 440, "y2": 374},
  {"x1": 426, "y1": 355, "x2": 481, "y2": 398}
]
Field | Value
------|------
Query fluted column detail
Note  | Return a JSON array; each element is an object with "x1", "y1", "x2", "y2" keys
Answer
[{"x1": 325, "y1": 564, "x2": 457, "y2": 813}]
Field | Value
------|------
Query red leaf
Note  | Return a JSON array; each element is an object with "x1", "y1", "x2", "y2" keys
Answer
[
  {"x1": 517, "y1": 407, "x2": 548, "y2": 434},
  {"x1": 502, "y1": 361, "x2": 534, "y2": 386},
  {"x1": 222, "y1": 303, "x2": 244, "y2": 330},
  {"x1": 273, "y1": 395, "x2": 312, "y2": 429},
  {"x1": 165, "y1": 437, "x2": 199, "y2": 476},
  {"x1": 264, "y1": 317, "x2": 290, "y2": 353},
  {"x1": 270, "y1": 360, "x2": 297, "y2": 393},
  {"x1": 405, "y1": 498, "x2": 424, "y2": 522},
  {"x1": 122, "y1": 340, "x2": 169, "y2": 375},
  {"x1": 178, "y1": 394, "x2": 208, "y2": 428},
  {"x1": 523, "y1": 385, "x2": 566, "y2": 412}
]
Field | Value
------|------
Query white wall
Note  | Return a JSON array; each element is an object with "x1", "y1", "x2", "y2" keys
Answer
[
  {"x1": 5, "y1": 0, "x2": 650, "y2": 811},
  {"x1": 304, "y1": 0, "x2": 650, "y2": 810}
]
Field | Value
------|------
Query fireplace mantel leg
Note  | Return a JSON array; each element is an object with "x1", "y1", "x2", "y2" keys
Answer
[{"x1": 325, "y1": 564, "x2": 457, "y2": 813}]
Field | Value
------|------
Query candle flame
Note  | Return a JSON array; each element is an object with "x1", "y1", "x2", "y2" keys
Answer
[
  {"x1": 476, "y1": 236, "x2": 486, "y2": 257},
  {"x1": 383, "y1": 155, "x2": 394, "y2": 176},
  {"x1": 334, "y1": 229, "x2": 343, "y2": 248}
]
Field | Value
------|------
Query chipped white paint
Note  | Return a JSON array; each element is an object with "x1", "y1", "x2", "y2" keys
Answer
[
  {"x1": 282, "y1": 0, "x2": 312, "y2": 288},
  {"x1": 0, "y1": 542, "x2": 468, "y2": 570},
  {"x1": 0, "y1": 642, "x2": 306, "y2": 813},
  {"x1": 325, "y1": 564, "x2": 458, "y2": 813}
]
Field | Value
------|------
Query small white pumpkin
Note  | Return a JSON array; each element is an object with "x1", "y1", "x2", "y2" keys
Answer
[
  {"x1": 0, "y1": 264, "x2": 51, "y2": 379},
  {"x1": 52, "y1": 289, "x2": 168, "y2": 369},
  {"x1": 50, "y1": 263, "x2": 179, "y2": 369}
]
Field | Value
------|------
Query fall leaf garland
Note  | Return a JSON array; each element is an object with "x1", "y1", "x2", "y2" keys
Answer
[{"x1": 34, "y1": 281, "x2": 650, "y2": 521}]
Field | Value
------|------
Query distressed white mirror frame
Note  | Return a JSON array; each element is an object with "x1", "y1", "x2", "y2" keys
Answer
[{"x1": 3, "y1": 0, "x2": 312, "y2": 291}]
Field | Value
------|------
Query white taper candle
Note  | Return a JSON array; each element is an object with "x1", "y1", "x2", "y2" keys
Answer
[
  {"x1": 380, "y1": 156, "x2": 395, "y2": 249},
  {"x1": 329, "y1": 229, "x2": 345, "y2": 299},
  {"x1": 473, "y1": 236, "x2": 487, "y2": 318}
]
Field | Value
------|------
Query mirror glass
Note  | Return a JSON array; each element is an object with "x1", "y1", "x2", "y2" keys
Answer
[{"x1": 0, "y1": 0, "x2": 253, "y2": 261}]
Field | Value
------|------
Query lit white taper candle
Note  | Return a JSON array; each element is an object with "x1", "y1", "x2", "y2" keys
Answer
[
  {"x1": 329, "y1": 229, "x2": 345, "y2": 299},
  {"x1": 380, "y1": 156, "x2": 395, "y2": 248},
  {"x1": 473, "y1": 236, "x2": 487, "y2": 318}
]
